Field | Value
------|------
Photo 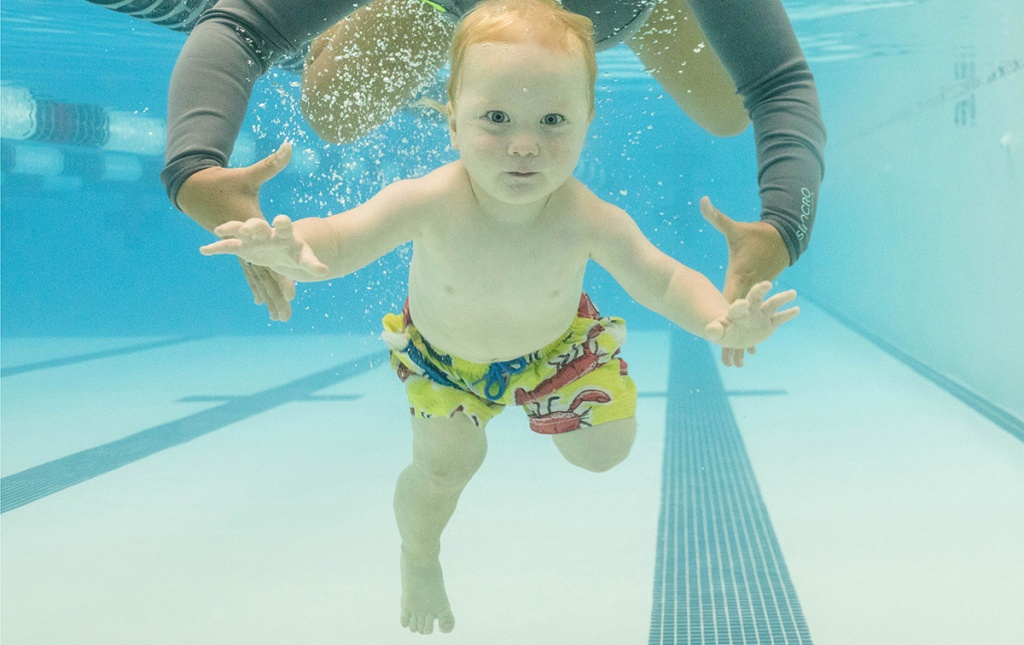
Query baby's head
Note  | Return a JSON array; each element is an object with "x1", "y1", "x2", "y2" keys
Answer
[
  {"x1": 441, "y1": 0, "x2": 597, "y2": 206},
  {"x1": 446, "y1": 0, "x2": 597, "y2": 117}
]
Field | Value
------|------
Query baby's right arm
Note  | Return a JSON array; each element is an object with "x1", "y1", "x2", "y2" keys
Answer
[
  {"x1": 200, "y1": 176, "x2": 426, "y2": 282},
  {"x1": 200, "y1": 215, "x2": 330, "y2": 282}
]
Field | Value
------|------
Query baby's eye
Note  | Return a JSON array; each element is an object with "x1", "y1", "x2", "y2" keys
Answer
[
  {"x1": 485, "y1": 111, "x2": 510, "y2": 123},
  {"x1": 541, "y1": 114, "x2": 566, "y2": 125}
]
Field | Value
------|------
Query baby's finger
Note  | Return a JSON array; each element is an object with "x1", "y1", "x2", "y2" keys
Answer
[
  {"x1": 705, "y1": 320, "x2": 725, "y2": 342},
  {"x1": 299, "y1": 248, "x2": 330, "y2": 276},
  {"x1": 771, "y1": 306, "x2": 801, "y2": 328},
  {"x1": 212, "y1": 221, "x2": 243, "y2": 238},
  {"x1": 200, "y1": 238, "x2": 243, "y2": 256},
  {"x1": 272, "y1": 215, "x2": 294, "y2": 240},
  {"x1": 728, "y1": 298, "x2": 750, "y2": 320},
  {"x1": 239, "y1": 218, "x2": 272, "y2": 239},
  {"x1": 762, "y1": 289, "x2": 797, "y2": 316}
]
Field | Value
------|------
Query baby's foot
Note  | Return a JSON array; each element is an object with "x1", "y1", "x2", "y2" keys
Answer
[{"x1": 400, "y1": 550, "x2": 456, "y2": 635}]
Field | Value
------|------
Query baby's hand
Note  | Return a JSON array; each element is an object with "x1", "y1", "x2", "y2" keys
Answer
[
  {"x1": 200, "y1": 215, "x2": 329, "y2": 278},
  {"x1": 704, "y1": 281, "x2": 799, "y2": 364}
]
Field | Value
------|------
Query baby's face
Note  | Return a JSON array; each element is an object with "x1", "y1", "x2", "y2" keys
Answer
[{"x1": 450, "y1": 41, "x2": 592, "y2": 207}]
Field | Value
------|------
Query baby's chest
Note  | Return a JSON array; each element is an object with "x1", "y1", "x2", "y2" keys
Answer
[
  {"x1": 428, "y1": 230, "x2": 585, "y2": 282},
  {"x1": 416, "y1": 227, "x2": 588, "y2": 295}
]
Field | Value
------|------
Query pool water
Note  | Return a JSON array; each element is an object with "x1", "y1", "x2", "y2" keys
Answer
[{"x1": 2, "y1": 1, "x2": 1022, "y2": 643}]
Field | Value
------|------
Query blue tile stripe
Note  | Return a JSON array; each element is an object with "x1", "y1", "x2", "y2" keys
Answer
[
  {"x1": 0, "y1": 336, "x2": 205, "y2": 378},
  {"x1": 649, "y1": 333, "x2": 812, "y2": 644},
  {"x1": 0, "y1": 352, "x2": 387, "y2": 514}
]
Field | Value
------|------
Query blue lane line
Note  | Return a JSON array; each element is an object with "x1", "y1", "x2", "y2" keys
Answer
[
  {"x1": 177, "y1": 394, "x2": 362, "y2": 402},
  {"x1": 0, "y1": 351, "x2": 387, "y2": 514},
  {"x1": 0, "y1": 336, "x2": 206, "y2": 378},
  {"x1": 648, "y1": 332, "x2": 813, "y2": 644}
]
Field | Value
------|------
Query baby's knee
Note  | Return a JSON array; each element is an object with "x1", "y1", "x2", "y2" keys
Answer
[
  {"x1": 417, "y1": 445, "x2": 486, "y2": 487},
  {"x1": 555, "y1": 418, "x2": 636, "y2": 473},
  {"x1": 411, "y1": 417, "x2": 488, "y2": 488},
  {"x1": 571, "y1": 449, "x2": 630, "y2": 473}
]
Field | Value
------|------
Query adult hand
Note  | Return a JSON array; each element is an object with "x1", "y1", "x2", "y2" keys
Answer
[
  {"x1": 177, "y1": 142, "x2": 296, "y2": 321},
  {"x1": 700, "y1": 196, "x2": 791, "y2": 367}
]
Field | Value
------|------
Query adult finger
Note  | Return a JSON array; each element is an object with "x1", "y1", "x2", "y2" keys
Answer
[
  {"x1": 272, "y1": 270, "x2": 296, "y2": 303},
  {"x1": 699, "y1": 196, "x2": 736, "y2": 238},
  {"x1": 732, "y1": 347, "x2": 745, "y2": 368},
  {"x1": 746, "y1": 280, "x2": 773, "y2": 307},
  {"x1": 721, "y1": 346, "x2": 740, "y2": 367},
  {"x1": 245, "y1": 141, "x2": 293, "y2": 187},
  {"x1": 242, "y1": 261, "x2": 273, "y2": 309},
  {"x1": 240, "y1": 259, "x2": 264, "y2": 305},
  {"x1": 253, "y1": 265, "x2": 290, "y2": 321}
]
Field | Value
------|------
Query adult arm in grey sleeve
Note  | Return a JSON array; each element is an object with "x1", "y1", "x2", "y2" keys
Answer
[
  {"x1": 687, "y1": 0, "x2": 827, "y2": 265},
  {"x1": 160, "y1": 0, "x2": 364, "y2": 208}
]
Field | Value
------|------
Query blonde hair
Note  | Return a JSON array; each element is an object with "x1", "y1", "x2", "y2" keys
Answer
[{"x1": 436, "y1": 0, "x2": 596, "y2": 118}]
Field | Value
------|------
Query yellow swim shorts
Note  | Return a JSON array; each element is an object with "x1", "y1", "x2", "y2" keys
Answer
[{"x1": 381, "y1": 294, "x2": 637, "y2": 434}]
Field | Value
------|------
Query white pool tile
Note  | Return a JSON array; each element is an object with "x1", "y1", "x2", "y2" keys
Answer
[{"x1": 1, "y1": 309, "x2": 1021, "y2": 644}]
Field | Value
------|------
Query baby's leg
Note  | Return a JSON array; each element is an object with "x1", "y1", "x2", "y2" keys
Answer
[
  {"x1": 394, "y1": 413, "x2": 487, "y2": 635},
  {"x1": 552, "y1": 417, "x2": 636, "y2": 473}
]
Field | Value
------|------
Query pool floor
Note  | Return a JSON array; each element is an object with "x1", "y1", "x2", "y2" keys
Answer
[{"x1": 2, "y1": 302, "x2": 1022, "y2": 644}]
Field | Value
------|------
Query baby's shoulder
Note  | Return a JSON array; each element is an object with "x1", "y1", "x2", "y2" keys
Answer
[
  {"x1": 558, "y1": 178, "x2": 630, "y2": 229},
  {"x1": 386, "y1": 162, "x2": 470, "y2": 216}
]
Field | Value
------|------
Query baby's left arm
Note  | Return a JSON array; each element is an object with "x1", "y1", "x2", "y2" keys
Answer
[
  {"x1": 704, "y1": 280, "x2": 800, "y2": 350},
  {"x1": 588, "y1": 203, "x2": 798, "y2": 359}
]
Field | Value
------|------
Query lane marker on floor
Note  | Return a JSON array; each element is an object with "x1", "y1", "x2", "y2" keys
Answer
[
  {"x1": 0, "y1": 351, "x2": 386, "y2": 514},
  {"x1": 648, "y1": 332, "x2": 813, "y2": 644},
  {"x1": 1, "y1": 336, "x2": 205, "y2": 378}
]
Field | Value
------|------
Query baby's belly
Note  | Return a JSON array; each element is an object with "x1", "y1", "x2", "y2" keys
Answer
[{"x1": 408, "y1": 290, "x2": 582, "y2": 364}]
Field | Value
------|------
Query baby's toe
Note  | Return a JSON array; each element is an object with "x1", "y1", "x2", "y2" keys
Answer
[
  {"x1": 415, "y1": 614, "x2": 429, "y2": 634},
  {"x1": 439, "y1": 612, "x2": 456, "y2": 633}
]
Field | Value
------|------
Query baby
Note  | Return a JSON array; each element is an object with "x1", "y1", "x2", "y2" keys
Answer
[{"x1": 201, "y1": 0, "x2": 798, "y2": 635}]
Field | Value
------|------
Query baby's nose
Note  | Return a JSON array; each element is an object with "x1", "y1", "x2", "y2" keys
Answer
[{"x1": 508, "y1": 134, "x2": 539, "y2": 157}]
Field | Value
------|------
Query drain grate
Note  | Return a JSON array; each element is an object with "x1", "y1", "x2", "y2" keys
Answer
[{"x1": 649, "y1": 333, "x2": 812, "y2": 644}]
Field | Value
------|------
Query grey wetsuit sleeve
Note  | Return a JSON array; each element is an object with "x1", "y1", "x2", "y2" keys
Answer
[
  {"x1": 687, "y1": 0, "x2": 827, "y2": 264},
  {"x1": 160, "y1": 0, "x2": 363, "y2": 208}
]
